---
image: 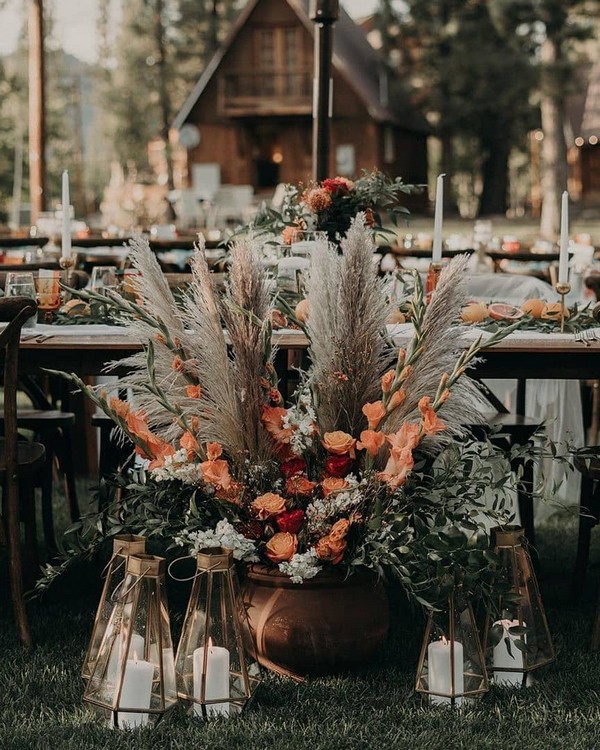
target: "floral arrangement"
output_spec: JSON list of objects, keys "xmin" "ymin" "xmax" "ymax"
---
[
  {"xmin": 253, "ymin": 169, "xmax": 419, "ymax": 242},
  {"xmin": 47, "ymin": 218, "xmax": 542, "ymax": 607}
]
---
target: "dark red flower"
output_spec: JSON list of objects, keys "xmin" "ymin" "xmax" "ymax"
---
[
  {"xmin": 322, "ymin": 177, "xmax": 353, "ymax": 196},
  {"xmin": 324, "ymin": 454, "xmax": 354, "ymax": 478},
  {"xmin": 236, "ymin": 521, "xmax": 264, "ymax": 540},
  {"xmin": 280, "ymin": 457, "xmax": 307, "ymax": 479},
  {"xmin": 276, "ymin": 509, "xmax": 305, "ymax": 535}
]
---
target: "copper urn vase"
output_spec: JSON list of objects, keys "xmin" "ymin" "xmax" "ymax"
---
[{"xmin": 242, "ymin": 564, "xmax": 389, "ymax": 680}]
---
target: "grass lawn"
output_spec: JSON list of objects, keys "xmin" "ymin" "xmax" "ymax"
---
[{"xmin": 1, "ymin": 513, "xmax": 599, "ymax": 750}]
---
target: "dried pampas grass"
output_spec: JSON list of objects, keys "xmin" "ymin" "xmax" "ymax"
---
[{"xmin": 306, "ymin": 215, "xmax": 394, "ymax": 435}]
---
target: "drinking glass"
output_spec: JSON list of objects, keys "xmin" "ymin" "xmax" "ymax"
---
[
  {"xmin": 90, "ymin": 266, "xmax": 118, "ymax": 296},
  {"xmin": 5, "ymin": 272, "xmax": 37, "ymax": 329},
  {"xmin": 290, "ymin": 230, "xmax": 327, "ymax": 256},
  {"xmin": 35, "ymin": 272, "xmax": 62, "ymax": 322}
]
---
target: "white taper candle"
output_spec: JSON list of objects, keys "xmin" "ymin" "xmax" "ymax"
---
[
  {"xmin": 558, "ymin": 190, "xmax": 569, "ymax": 284},
  {"xmin": 61, "ymin": 170, "xmax": 72, "ymax": 259},
  {"xmin": 432, "ymin": 174, "xmax": 445, "ymax": 264}
]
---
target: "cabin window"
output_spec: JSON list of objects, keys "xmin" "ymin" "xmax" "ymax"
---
[{"xmin": 254, "ymin": 26, "xmax": 305, "ymax": 97}]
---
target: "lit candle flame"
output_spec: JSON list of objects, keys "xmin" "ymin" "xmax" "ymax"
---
[{"xmin": 440, "ymin": 635, "xmax": 448, "ymax": 646}]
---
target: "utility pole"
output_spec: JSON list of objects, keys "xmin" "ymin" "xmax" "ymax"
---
[
  {"xmin": 29, "ymin": 0, "xmax": 46, "ymax": 224},
  {"xmin": 309, "ymin": 0, "xmax": 339, "ymax": 182}
]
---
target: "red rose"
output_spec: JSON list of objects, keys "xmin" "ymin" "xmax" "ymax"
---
[
  {"xmin": 280, "ymin": 458, "xmax": 307, "ymax": 479},
  {"xmin": 276, "ymin": 509, "xmax": 305, "ymax": 535},
  {"xmin": 324, "ymin": 455, "xmax": 354, "ymax": 478},
  {"xmin": 322, "ymin": 177, "xmax": 354, "ymax": 196}
]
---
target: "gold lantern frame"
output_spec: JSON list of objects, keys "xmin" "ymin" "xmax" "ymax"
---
[
  {"xmin": 483, "ymin": 526, "xmax": 555, "ymax": 687},
  {"xmin": 174, "ymin": 547, "xmax": 261, "ymax": 719},
  {"xmin": 416, "ymin": 591, "xmax": 489, "ymax": 707},
  {"xmin": 82, "ymin": 534, "xmax": 146, "ymax": 681},
  {"xmin": 84, "ymin": 554, "xmax": 178, "ymax": 729}
]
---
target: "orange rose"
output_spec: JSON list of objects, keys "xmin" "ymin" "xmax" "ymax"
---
[
  {"xmin": 286, "ymin": 475, "xmax": 317, "ymax": 497},
  {"xmin": 357, "ymin": 429, "xmax": 386, "ymax": 458},
  {"xmin": 387, "ymin": 389, "xmax": 406, "ymax": 412},
  {"xmin": 321, "ymin": 477, "xmax": 350, "ymax": 496},
  {"xmin": 315, "ymin": 535, "xmax": 347, "ymax": 564},
  {"xmin": 186, "ymin": 384, "xmax": 202, "ymax": 399},
  {"xmin": 215, "ymin": 480, "xmax": 243, "ymax": 505},
  {"xmin": 381, "ymin": 370, "xmax": 395, "ymax": 394},
  {"xmin": 362, "ymin": 401, "xmax": 386, "ymax": 430},
  {"xmin": 322, "ymin": 431, "xmax": 356, "ymax": 457},
  {"xmin": 418, "ymin": 396, "xmax": 446, "ymax": 436},
  {"xmin": 206, "ymin": 442, "xmax": 223, "ymax": 460},
  {"xmin": 329, "ymin": 518, "xmax": 350, "ymax": 541},
  {"xmin": 265, "ymin": 532, "xmax": 298, "ymax": 562},
  {"xmin": 200, "ymin": 459, "xmax": 232, "ymax": 489},
  {"xmin": 252, "ymin": 492, "xmax": 287, "ymax": 520}
]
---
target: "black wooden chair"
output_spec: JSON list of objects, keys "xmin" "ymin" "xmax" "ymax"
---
[
  {"xmin": 0, "ymin": 297, "xmax": 46, "ymax": 649},
  {"xmin": 571, "ymin": 448, "xmax": 600, "ymax": 599}
]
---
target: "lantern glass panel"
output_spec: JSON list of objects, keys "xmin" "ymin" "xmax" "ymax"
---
[
  {"xmin": 486, "ymin": 527, "xmax": 555, "ymax": 682},
  {"xmin": 84, "ymin": 554, "xmax": 177, "ymax": 729},
  {"xmin": 82, "ymin": 535, "xmax": 146, "ymax": 681},
  {"xmin": 176, "ymin": 549, "xmax": 261, "ymax": 719},
  {"xmin": 416, "ymin": 595, "xmax": 488, "ymax": 707}
]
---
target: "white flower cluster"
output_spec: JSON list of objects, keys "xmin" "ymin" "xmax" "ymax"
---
[
  {"xmin": 278, "ymin": 549, "xmax": 321, "ymax": 584},
  {"xmin": 150, "ymin": 448, "xmax": 202, "ymax": 485},
  {"xmin": 282, "ymin": 391, "xmax": 316, "ymax": 455},
  {"xmin": 175, "ymin": 520, "xmax": 259, "ymax": 562},
  {"xmin": 305, "ymin": 477, "xmax": 362, "ymax": 535}
]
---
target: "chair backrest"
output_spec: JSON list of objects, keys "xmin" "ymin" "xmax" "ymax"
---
[{"xmin": 0, "ymin": 297, "xmax": 38, "ymax": 475}]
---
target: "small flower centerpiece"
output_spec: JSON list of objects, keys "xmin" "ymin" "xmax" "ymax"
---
[
  {"xmin": 254, "ymin": 169, "xmax": 419, "ymax": 242},
  {"xmin": 51, "ymin": 218, "xmax": 521, "ymax": 610}
]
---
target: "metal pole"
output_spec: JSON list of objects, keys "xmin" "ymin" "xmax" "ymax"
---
[
  {"xmin": 29, "ymin": 0, "xmax": 46, "ymax": 225},
  {"xmin": 309, "ymin": 0, "xmax": 339, "ymax": 182}
]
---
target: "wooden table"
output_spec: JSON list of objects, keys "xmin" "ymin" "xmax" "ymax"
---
[{"xmin": 16, "ymin": 328, "xmax": 600, "ymax": 381}]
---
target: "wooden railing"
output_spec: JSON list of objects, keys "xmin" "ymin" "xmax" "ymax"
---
[{"xmin": 219, "ymin": 70, "xmax": 313, "ymax": 116}]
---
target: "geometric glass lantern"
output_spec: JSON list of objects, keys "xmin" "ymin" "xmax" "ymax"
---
[
  {"xmin": 483, "ymin": 526, "xmax": 555, "ymax": 687},
  {"xmin": 83, "ymin": 554, "xmax": 178, "ymax": 729},
  {"xmin": 82, "ymin": 534, "xmax": 146, "ymax": 681},
  {"xmin": 175, "ymin": 548, "xmax": 261, "ymax": 719},
  {"xmin": 415, "ymin": 590, "xmax": 489, "ymax": 707}
]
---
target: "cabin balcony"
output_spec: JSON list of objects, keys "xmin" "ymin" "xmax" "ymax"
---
[{"xmin": 219, "ymin": 70, "xmax": 313, "ymax": 117}]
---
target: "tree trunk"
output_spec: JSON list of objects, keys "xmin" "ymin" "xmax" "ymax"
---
[
  {"xmin": 539, "ymin": 36, "xmax": 567, "ymax": 240},
  {"xmin": 478, "ymin": 131, "xmax": 509, "ymax": 216},
  {"xmin": 154, "ymin": 0, "xmax": 175, "ymax": 220},
  {"xmin": 28, "ymin": 0, "xmax": 46, "ymax": 224}
]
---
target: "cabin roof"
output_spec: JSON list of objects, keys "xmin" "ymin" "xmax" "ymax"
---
[{"xmin": 172, "ymin": 0, "xmax": 430, "ymax": 134}]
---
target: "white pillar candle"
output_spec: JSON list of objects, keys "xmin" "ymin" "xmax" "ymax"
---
[
  {"xmin": 193, "ymin": 644, "xmax": 230, "ymax": 718},
  {"xmin": 428, "ymin": 637, "xmax": 464, "ymax": 706},
  {"xmin": 117, "ymin": 657, "xmax": 154, "ymax": 729},
  {"xmin": 61, "ymin": 170, "xmax": 72, "ymax": 259},
  {"xmin": 558, "ymin": 190, "xmax": 569, "ymax": 284},
  {"xmin": 492, "ymin": 619, "xmax": 526, "ymax": 687},
  {"xmin": 432, "ymin": 174, "xmax": 445, "ymax": 264},
  {"xmin": 107, "ymin": 632, "xmax": 145, "ymax": 685}
]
